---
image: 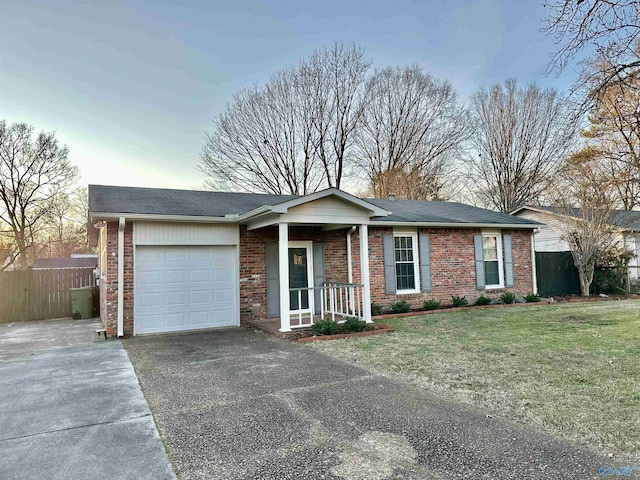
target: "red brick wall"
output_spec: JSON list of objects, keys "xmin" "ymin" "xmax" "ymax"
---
[
  {"xmin": 357, "ymin": 227, "xmax": 534, "ymax": 309},
  {"xmin": 102, "ymin": 221, "xmax": 134, "ymax": 337},
  {"xmin": 238, "ymin": 225, "xmax": 533, "ymax": 322}
]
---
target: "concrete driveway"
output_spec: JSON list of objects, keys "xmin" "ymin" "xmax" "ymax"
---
[
  {"xmin": 126, "ymin": 329, "xmax": 605, "ymax": 480},
  {"xmin": 0, "ymin": 318, "xmax": 175, "ymax": 480}
]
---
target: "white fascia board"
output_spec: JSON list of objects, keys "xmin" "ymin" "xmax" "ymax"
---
[
  {"xmin": 368, "ymin": 221, "xmax": 540, "ymax": 229},
  {"xmin": 90, "ymin": 212, "xmax": 234, "ymax": 223},
  {"xmin": 270, "ymin": 188, "xmax": 390, "ymax": 217}
]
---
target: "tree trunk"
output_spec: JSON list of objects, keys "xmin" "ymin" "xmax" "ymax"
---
[{"xmin": 577, "ymin": 264, "xmax": 595, "ymax": 297}]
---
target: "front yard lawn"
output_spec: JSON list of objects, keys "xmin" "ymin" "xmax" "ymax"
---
[{"xmin": 309, "ymin": 300, "xmax": 640, "ymax": 462}]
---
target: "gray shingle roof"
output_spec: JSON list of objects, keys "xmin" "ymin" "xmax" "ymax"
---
[
  {"xmin": 89, "ymin": 185, "xmax": 539, "ymax": 227},
  {"xmin": 89, "ymin": 185, "xmax": 296, "ymax": 217},
  {"xmin": 522, "ymin": 206, "xmax": 640, "ymax": 231},
  {"xmin": 366, "ymin": 198, "xmax": 538, "ymax": 225}
]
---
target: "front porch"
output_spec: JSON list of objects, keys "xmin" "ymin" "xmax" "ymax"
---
[
  {"xmin": 238, "ymin": 189, "xmax": 391, "ymax": 333},
  {"xmin": 271, "ymin": 223, "xmax": 372, "ymax": 332}
]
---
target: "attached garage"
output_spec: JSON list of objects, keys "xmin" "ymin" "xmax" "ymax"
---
[{"xmin": 133, "ymin": 222, "xmax": 239, "ymax": 335}]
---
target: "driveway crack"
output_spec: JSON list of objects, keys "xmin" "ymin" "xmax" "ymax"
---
[{"xmin": 0, "ymin": 413, "xmax": 153, "ymax": 443}]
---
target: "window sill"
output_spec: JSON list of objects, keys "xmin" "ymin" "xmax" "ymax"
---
[
  {"xmin": 396, "ymin": 289, "xmax": 420, "ymax": 295},
  {"xmin": 485, "ymin": 285, "xmax": 504, "ymax": 291}
]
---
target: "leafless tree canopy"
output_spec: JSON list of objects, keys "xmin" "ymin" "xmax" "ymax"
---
[
  {"xmin": 0, "ymin": 121, "xmax": 78, "ymax": 269},
  {"xmin": 543, "ymin": 0, "xmax": 640, "ymax": 98},
  {"xmin": 578, "ymin": 62, "xmax": 640, "ymax": 208},
  {"xmin": 200, "ymin": 42, "xmax": 370, "ymax": 195},
  {"xmin": 355, "ymin": 66, "xmax": 469, "ymax": 200},
  {"xmin": 467, "ymin": 79, "xmax": 578, "ymax": 213},
  {"xmin": 42, "ymin": 187, "xmax": 90, "ymax": 258}
]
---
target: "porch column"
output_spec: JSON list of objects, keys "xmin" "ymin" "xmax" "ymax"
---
[
  {"xmin": 278, "ymin": 223, "xmax": 291, "ymax": 332},
  {"xmin": 359, "ymin": 224, "xmax": 373, "ymax": 323}
]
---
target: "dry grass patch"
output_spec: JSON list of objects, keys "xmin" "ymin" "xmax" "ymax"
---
[{"xmin": 309, "ymin": 301, "xmax": 640, "ymax": 462}]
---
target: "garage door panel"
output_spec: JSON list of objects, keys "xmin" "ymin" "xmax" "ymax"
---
[
  {"xmin": 165, "ymin": 270, "xmax": 186, "ymax": 284},
  {"xmin": 188, "ymin": 310, "xmax": 211, "ymax": 327},
  {"xmin": 190, "ymin": 290, "xmax": 211, "ymax": 305},
  {"xmin": 188, "ymin": 248, "xmax": 212, "ymax": 263},
  {"xmin": 135, "ymin": 245, "xmax": 237, "ymax": 334},
  {"xmin": 213, "ymin": 268, "xmax": 233, "ymax": 282},
  {"xmin": 213, "ymin": 288, "xmax": 233, "ymax": 303},
  {"xmin": 165, "ymin": 249, "xmax": 187, "ymax": 263},
  {"xmin": 189, "ymin": 269, "xmax": 210, "ymax": 283},
  {"xmin": 212, "ymin": 309, "xmax": 234, "ymax": 325},
  {"xmin": 164, "ymin": 291, "xmax": 186, "ymax": 307},
  {"xmin": 137, "ymin": 270, "xmax": 162, "ymax": 287},
  {"xmin": 137, "ymin": 292, "xmax": 162, "ymax": 307},
  {"xmin": 164, "ymin": 312, "xmax": 187, "ymax": 328},
  {"xmin": 212, "ymin": 251, "xmax": 236, "ymax": 268}
]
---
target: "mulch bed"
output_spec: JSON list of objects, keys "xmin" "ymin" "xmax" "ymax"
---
[{"xmin": 297, "ymin": 323, "xmax": 394, "ymax": 343}]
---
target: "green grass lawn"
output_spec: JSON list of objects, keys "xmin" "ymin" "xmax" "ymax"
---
[{"xmin": 309, "ymin": 300, "xmax": 640, "ymax": 462}]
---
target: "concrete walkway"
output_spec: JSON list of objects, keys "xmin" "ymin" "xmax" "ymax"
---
[
  {"xmin": 0, "ymin": 319, "xmax": 175, "ymax": 480},
  {"xmin": 127, "ymin": 329, "xmax": 606, "ymax": 480}
]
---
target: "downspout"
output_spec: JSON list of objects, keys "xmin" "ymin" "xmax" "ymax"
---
[
  {"xmin": 531, "ymin": 229, "xmax": 538, "ymax": 295},
  {"xmin": 117, "ymin": 217, "xmax": 125, "ymax": 338},
  {"xmin": 346, "ymin": 226, "xmax": 356, "ymax": 283}
]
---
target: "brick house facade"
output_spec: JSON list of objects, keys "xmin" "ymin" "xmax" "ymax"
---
[
  {"xmin": 91, "ymin": 186, "xmax": 539, "ymax": 337},
  {"xmin": 99, "ymin": 222, "xmax": 534, "ymax": 336}
]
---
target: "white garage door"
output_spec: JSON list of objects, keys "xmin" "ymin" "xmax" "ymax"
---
[{"xmin": 135, "ymin": 245, "xmax": 238, "ymax": 334}]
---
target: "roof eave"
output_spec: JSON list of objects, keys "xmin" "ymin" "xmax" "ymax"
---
[
  {"xmin": 89, "ymin": 212, "xmax": 234, "ymax": 223},
  {"xmin": 368, "ymin": 221, "xmax": 540, "ymax": 229}
]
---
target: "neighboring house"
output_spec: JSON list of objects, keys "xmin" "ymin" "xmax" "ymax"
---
[
  {"xmin": 32, "ymin": 254, "xmax": 98, "ymax": 270},
  {"xmin": 88, "ymin": 185, "xmax": 540, "ymax": 338},
  {"xmin": 512, "ymin": 206, "xmax": 640, "ymax": 286}
]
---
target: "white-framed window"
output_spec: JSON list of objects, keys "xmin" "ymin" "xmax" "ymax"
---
[
  {"xmin": 394, "ymin": 231, "xmax": 420, "ymax": 294},
  {"xmin": 482, "ymin": 231, "xmax": 504, "ymax": 289}
]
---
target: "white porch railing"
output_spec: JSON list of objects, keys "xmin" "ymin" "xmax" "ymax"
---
[{"xmin": 288, "ymin": 282, "xmax": 365, "ymax": 329}]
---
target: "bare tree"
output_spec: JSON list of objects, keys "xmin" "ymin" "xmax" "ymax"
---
[
  {"xmin": 356, "ymin": 65, "xmax": 468, "ymax": 200},
  {"xmin": 552, "ymin": 157, "xmax": 620, "ymax": 296},
  {"xmin": 543, "ymin": 0, "xmax": 640, "ymax": 99},
  {"xmin": 299, "ymin": 42, "xmax": 370, "ymax": 188},
  {"xmin": 467, "ymin": 79, "xmax": 578, "ymax": 213},
  {"xmin": 0, "ymin": 121, "xmax": 78, "ymax": 270},
  {"xmin": 579, "ymin": 63, "xmax": 640, "ymax": 208},
  {"xmin": 200, "ymin": 42, "xmax": 370, "ymax": 194},
  {"xmin": 43, "ymin": 187, "xmax": 90, "ymax": 257}
]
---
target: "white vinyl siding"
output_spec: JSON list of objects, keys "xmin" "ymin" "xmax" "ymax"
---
[{"xmin": 134, "ymin": 222, "xmax": 239, "ymax": 246}]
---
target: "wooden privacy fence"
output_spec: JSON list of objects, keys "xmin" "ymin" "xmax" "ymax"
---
[
  {"xmin": 536, "ymin": 251, "xmax": 581, "ymax": 297},
  {"xmin": 0, "ymin": 268, "xmax": 95, "ymax": 323}
]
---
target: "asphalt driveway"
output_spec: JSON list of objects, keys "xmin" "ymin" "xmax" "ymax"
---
[
  {"xmin": 0, "ymin": 318, "xmax": 175, "ymax": 480},
  {"xmin": 126, "ymin": 329, "xmax": 606, "ymax": 480}
]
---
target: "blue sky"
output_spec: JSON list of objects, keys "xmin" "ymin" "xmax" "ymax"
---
[{"xmin": 0, "ymin": 0, "xmax": 581, "ymax": 190}]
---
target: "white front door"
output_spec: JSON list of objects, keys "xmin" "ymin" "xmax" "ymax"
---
[{"xmin": 134, "ymin": 245, "xmax": 238, "ymax": 334}]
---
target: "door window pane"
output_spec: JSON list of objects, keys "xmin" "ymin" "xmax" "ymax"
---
[{"xmin": 288, "ymin": 248, "xmax": 308, "ymax": 310}]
